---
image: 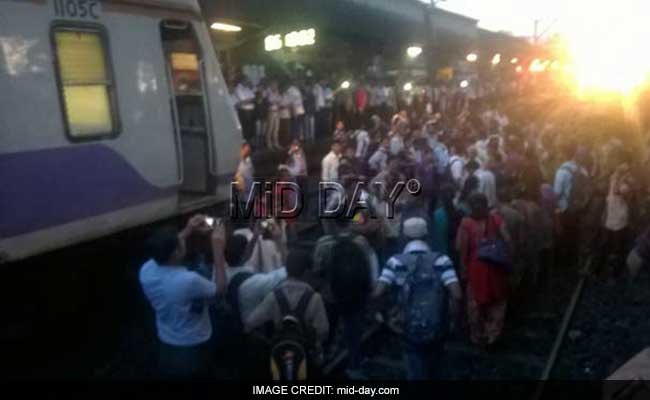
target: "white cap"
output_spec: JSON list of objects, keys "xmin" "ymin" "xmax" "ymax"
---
[{"xmin": 403, "ymin": 217, "xmax": 428, "ymax": 239}]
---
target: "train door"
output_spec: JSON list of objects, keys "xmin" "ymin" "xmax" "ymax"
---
[{"xmin": 160, "ymin": 20, "xmax": 213, "ymax": 194}]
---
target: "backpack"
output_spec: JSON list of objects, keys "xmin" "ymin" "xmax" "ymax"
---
[
  {"xmin": 561, "ymin": 165, "xmax": 591, "ymax": 213},
  {"xmin": 312, "ymin": 233, "xmax": 376, "ymax": 303},
  {"xmin": 444, "ymin": 156, "xmax": 464, "ymax": 187},
  {"xmin": 269, "ymin": 288, "xmax": 315, "ymax": 381},
  {"xmin": 394, "ymin": 251, "xmax": 447, "ymax": 344}
]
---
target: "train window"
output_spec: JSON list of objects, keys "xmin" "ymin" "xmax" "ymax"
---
[{"xmin": 52, "ymin": 26, "xmax": 118, "ymax": 139}]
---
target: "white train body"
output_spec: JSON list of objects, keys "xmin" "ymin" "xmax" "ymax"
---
[{"xmin": 0, "ymin": 0, "xmax": 242, "ymax": 262}]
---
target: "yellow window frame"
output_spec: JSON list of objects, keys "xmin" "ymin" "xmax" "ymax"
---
[{"xmin": 52, "ymin": 24, "xmax": 120, "ymax": 140}]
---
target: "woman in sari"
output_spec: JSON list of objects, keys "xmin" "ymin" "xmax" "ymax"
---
[{"xmin": 456, "ymin": 193, "xmax": 512, "ymax": 346}]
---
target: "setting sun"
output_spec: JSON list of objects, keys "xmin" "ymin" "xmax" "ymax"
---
[{"xmin": 562, "ymin": 1, "xmax": 650, "ymax": 93}]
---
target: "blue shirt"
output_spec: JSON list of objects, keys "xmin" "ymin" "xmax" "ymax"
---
[
  {"xmin": 139, "ymin": 259, "xmax": 216, "ymax": 346},
  {"xmin": 553, "ymin": 161, "xmax": 587, "ymax": 212}
]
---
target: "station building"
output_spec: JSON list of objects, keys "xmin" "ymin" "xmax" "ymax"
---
[{"xmin": 197, "ymin": 0, "xmax": 527, "ymax": 86}]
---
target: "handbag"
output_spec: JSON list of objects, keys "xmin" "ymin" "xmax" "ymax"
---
[{"xmin": 477, "ymin": 216, "xmax": 511, "ymax": 270}]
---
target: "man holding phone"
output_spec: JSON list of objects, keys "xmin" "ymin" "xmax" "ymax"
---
[{"xmin": 139, "ymin": 214, "xmax": 227, "ymax": 379}]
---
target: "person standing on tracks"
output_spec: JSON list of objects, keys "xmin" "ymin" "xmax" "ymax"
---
[
  {"xmin": 139, "ymin": 215, "xmax": 227, "ymax": 379},
  {"xmin": 266, "ymin": 80, "xmax": 283, "ymax": 151},
  {"xmin": 321, "ymin": 140, "xmax": 342, "ymax": 183},
  {"xmin": 233, "ymin": 76, "xmax": 256, "ymax": 143},
  {"xmin": 286, "ymin": 81, "xmax": 305, "ymax": 142},
  {"xmin": 553, "ymin": 142, "xmax": 592, "ymax": 269},
  {"xmin": 373, "ymin": 217, "xmax": 462, "ymax": 379},
  {"xmin": 456, "ymin": 193, "xmax": 512, "ymax": 347},
  {"xmin": 244, "ymin": 249, "xmax": 329, "ymax": 375},
  {"xmin": 316, "ymin": 237, "xmax": 372, "ymax": 380},
  {"xmin": 221, "ymin": 226, "xmax": 287, "ymax": 377}
]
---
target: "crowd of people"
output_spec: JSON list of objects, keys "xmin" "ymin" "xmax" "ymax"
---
[
  {"xmin": 140, "ymin": 74, "xmax": 650, "ymax": 381},
  {"xmin": 229, "ymin": 74, "xmax": 478, "ymax": 152}
]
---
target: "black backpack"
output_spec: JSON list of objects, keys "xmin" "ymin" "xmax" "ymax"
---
[
  {"xmin": 560, "ymin": 165, "xmax": 592, "ymax": 213},
  {"xmin": 269, "ymin": 288, "xmax": 314, "ymax": 381}
]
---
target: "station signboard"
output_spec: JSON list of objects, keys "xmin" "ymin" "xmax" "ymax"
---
[{"xmin": 264, "ymin": 28, "xmax": 316, "ymax": 52}]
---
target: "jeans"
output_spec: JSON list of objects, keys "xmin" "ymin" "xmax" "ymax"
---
[{"xmin": 403, "ymin": 339, "xmax": 444, "ymax": 380}]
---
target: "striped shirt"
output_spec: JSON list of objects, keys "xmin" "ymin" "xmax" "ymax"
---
[{"xmin": 379, "ymin": 240, "xmax": 458, "ymax": 287}]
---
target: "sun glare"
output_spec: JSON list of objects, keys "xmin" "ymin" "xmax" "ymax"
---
[{"xmin": 563, "ymin": 1, "xmax": 650, "ymax": 94}]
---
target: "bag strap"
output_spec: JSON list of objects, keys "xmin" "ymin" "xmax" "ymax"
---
[
  {"xmin": 294, "ymin": 289, "xmax": 315, "ymax": 321},
  {"xmin": 274, "ymin": 287, "xmax": 314, "ymax": 325},
  {"xmin": 227, "ymin": 271, "xmax": 253, "ymax": 316},
  {"xmin": 274, "ymin": 287, "xmax": 291, "ymax": 317}
]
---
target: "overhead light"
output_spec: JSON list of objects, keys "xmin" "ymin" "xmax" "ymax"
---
[
  {"xmin": 265, "ymin": 34, "xmax": 283, "ymax": 51},
  {"xmin": 284, "ymin": 28, "xmax": 316, "ymax": 48},
  {"xmin": 466, "ymin": 53, "xmax": 478, "ymax": 62},
  {"xmin": 516, "ymin": 65, "xmax": 523, "ymax": 73},
  {"xmin": 211, "ymin": 22, "xmax": 242, "ymax": 32},
  {"xmin": 459, "ymin": 80, "xmax": 469, "ymax": 88},
  {"xmin": 403, "ymin": 82, "xmax": 413, "ymax": 91},
  {"xmin": 340, "ymin": 80, "xmax": 351, "ymax": 89},
  {"xmin": 491, "ymin": 53, "xmax": 501, "ymax": 65},
  {"xmin": 407, "ymin": 46, "xmax": 423, "ymax": 59},
  {"xmin": 511, "ymin": 57, "xmax": 518, "ymax": 64}
]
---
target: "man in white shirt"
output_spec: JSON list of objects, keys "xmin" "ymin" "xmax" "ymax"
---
[
  {"xmin": 313, "ymin": 81, "xmax": 325, "ymax": 112},
  {"xmin": 286, "ymin": 84, "xmax": 305, "ymax": 141},
  {"xmin": 139, "ymin": 215, "xmax": 227, "ymax": 378},
  {"xmin": 475, "ymin": 167, "xmax": 498, "ymax": 209},
  {"xmin": 389, "ymin": 134, "xmax": 404, "ymax": 156},
  {"xmin": 321, "ymin": 141, "xmax": 342, "ymax": 182},
  {"xmin": 368, "ymin": 137, "xmax": 390, "ymax": 174},
  {"xmin": 354, "ymin": 128, "xmax": 370, "ymax": 159},
  {"xmin": 233, "ymin": 77, "xmax": 256, "ymax": 142},
  {"xmin": 233, "ymin": 218, "xmax": 287, "ymax": 274},
  {"xmin": 448, "ymin": 150, "xmax": 465, "ymax": 188},
  {"xmin": 283, "ymin": 140, "xmax": 308, "ymax": 178},
  {"xmin": 389, "ymin": 119, "xmax": 408, "ymax": 155},
  {"xmin": 224, "ymin": 232, "xmax": 287, "ymax": 323}
]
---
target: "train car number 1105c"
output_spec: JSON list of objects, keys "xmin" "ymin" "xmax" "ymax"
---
[{"xmin": 53, "ymin": 0, "xmax": 101, "ymax": 19}]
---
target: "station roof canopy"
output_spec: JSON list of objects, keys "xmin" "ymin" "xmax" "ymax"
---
[{"xmin": 199, "ymin": 0, "xmax": 477, "ymax": 45}]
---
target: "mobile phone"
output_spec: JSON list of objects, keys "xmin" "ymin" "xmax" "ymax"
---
[{"xmin": 205, "ymin": 217, "xmax": 214, "ymax": 227}]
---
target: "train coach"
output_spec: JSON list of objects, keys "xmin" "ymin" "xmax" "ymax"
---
[{"xmin": 0, "ymin": 0, "xmax": 242, "ymax": 262}]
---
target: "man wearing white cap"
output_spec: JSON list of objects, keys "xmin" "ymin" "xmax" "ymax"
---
[{"xmin": 374, "ymin": 217, "xmax": 462, "ymax": 380}]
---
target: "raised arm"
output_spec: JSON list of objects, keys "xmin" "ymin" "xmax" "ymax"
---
[{"xmin": 211, "ymin": 221, "xmax": 227, "ymax": 294}]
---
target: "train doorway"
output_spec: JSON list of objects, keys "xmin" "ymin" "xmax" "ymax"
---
[{"xmin": 161, "ymin": 20, "xmax": 213, "ymax": 195}]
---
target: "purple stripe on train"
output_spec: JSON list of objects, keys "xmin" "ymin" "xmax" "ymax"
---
[{"xmin": 0, "ymin": 145, "xmax": 175, "ymax": 238}]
